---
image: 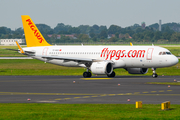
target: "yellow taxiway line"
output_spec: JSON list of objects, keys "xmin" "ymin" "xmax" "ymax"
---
[
  {"xmin": 81, "ymin": 78, "xmax": 112, "ymax": 80},
  {"xmin": 0, "ymin": 92, "xmax": 101, "ymax": 96},
  {"xmin": 0, "ymin": 90, "xmax": 174, "ymax": 97}
]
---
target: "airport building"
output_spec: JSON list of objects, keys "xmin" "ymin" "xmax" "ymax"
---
[{"xmin": 0, "ymin": 39, "xmax": 25, "ymax": 45}]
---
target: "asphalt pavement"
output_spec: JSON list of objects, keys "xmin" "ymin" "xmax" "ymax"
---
[{"xmin": 0, "ymin": 76, "xmax": 179, "ymax": 104}]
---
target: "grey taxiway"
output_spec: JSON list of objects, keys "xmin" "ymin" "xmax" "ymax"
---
[{"xmin": 0, "ymin": 76, "xmax": 179, "ymax": 104}]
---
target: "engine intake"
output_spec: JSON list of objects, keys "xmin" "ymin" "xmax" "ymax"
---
[
  {"xmin": 126, "ymin": 68, "xmax": 148, "ymax": 74},
  {"xmin": 90, "ymin": 62, "xmax": 113, "ymax": 75}
]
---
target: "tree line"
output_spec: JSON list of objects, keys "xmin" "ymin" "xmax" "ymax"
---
[{"xmin": 1, "ymin": 22, "xmax": 180, "ymax": 44}]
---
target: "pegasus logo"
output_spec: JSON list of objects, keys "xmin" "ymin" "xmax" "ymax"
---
[{"xmin": 26, "ymin": 19, "xmax": 44, "ymax": 43}]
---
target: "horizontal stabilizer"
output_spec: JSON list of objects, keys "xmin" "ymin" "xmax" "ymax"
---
[{"xmin": 3, "ymin": 48, "xmax": 19, "ymax": 51}]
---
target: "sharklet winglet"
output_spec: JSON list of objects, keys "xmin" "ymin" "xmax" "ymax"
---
[
  {"xmin": 16, "ymin": 41, "xmax": 24, "ymax": 54},
  {"xmin": 130, "ymin": 42, "xmax": 133, "ymax": 46}
]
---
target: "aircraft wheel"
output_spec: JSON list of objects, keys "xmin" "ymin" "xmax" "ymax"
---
[
  {"xmin": 152, "ymin": 73, "xmax": 158, "ymax": 78},
  {"xmin": 88, "ymin": 72, "xmax": 92, "ymax": 77},
  {"xmin": 83, "ymin": 72, "xmax": 92, "ymax": 78},
  {"xmin": 107, "ymin": 71, "xmax": 115, "ymax": 77},
  {"xmin": 83, "ymin": 72, "xmax": 88, "ymax": 78}
]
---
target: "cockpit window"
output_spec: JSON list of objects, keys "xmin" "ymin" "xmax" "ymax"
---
[
  {"xmin": 162, "ymin": 52, "xmax": 166, "ymax": 55},
  {"xmin": 166, "ymin": 52, "xmax": 171, "ymax": 55},
  {"xmin": 159, "ymin": 51, "xmax": 172, "ymax": 55}
]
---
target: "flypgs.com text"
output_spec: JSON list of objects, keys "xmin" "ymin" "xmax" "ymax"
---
[
  {"xmin": 26, "ymin": 19, "xmax": 44, "ymax": 43},
  {"xmin": 100, "ymin": 48, "xmax": 146, "ymax": 60}
]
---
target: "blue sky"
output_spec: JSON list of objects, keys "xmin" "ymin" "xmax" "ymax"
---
[{"xmin": 0, "ymin": 0, "xmax": 180, "ymax": 30}]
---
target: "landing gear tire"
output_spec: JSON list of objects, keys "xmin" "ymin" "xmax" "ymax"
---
[
  {"xmin": 107, "ymin": 71, "xmax": 115, "ymax": 77},
  {"xmin": 83, "ymin": 72, "xmax": 92, "ymax": 78},
  {"xmin": 151, "ymin": 68, "xmax": 158, "ymax": 78},
  {"xmin": 152, "ymin": 73, "xmax": 158, "ymax": 78}
]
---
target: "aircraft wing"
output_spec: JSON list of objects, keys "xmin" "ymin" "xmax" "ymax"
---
[
  {"xmin": 23, "ymin": 51, "xmax": 36, "ymax": 55},
  {"xmin": 38, "ymin": 55, "xmax": 94, "ymax": 62},
  {"xmin": 36, "ymin": 55, "xmax": 109, "ymax": 63}
]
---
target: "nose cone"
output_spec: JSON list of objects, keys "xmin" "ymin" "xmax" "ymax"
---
[{"xmin": 171, "ymin": 56, "xmax": 179, "ymax": 66}]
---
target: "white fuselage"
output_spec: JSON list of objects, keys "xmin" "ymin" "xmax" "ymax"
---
[{"xmin": 22, "ymin": 45, "xmax": 178, "ymax": 69}]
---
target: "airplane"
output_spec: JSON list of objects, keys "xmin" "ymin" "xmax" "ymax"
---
[{"xmin": 14, "ymin": 15, "xmax": 179, "ymax": 78}]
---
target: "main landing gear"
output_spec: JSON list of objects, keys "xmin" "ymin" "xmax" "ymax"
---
[
  {"xmin": 83, "ymin": 69, "xmax": 116, "ymax": 78},
  {"xmin": 83, "ymin": 72, "xmax": 92, "ymax": 78},
  {"xmin": 152, "ymin": 68, "xmax": 158, "ymax": 78},
  {"xmin": 83, "ymin": 68, "xmax": 92, "ymax": 78},
  {"xmin": 107, "ymin": 71, "xmax": 116, "ymax": 77}
]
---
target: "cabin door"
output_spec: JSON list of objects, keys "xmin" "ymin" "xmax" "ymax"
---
[
  {"xmin": 42, "ymin": 47, "xmax": 49, "ymax": 56},
  {"xmin": 146, "ymin": 48, "xmax": 154, "ymax": 60}
]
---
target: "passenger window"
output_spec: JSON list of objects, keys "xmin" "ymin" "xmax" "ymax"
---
[{"xmin": 159, "ymin": 52, "xmax": 162, "ymax": 55}]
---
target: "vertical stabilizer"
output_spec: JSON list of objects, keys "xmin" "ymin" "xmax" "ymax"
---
[{"xmin": 21, "ymin": 15, "xmax": 51, "ymax": 47}]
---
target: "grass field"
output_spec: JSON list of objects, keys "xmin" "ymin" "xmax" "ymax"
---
[
  {"xmin": 0, "ymin": 59, "xmax": 180, "ymax": 76},
  {"xmin": 0, "ymin": 104, "xmax": 180, "ymax": 120},
  {"xmin": 163, "ymin": 47, "xmax": 180, "ymax": 56},
  {"xmin": 0, "ymin": 59, "xmax": 85, "ymax": 75},
  {"xmin": 0, "ymin": 46, "xmax": 26, "ymax": 57}
]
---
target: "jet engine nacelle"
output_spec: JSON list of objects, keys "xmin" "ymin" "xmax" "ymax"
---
[
  {"xmin": 90, "ymin": 62, "xmax": 113, "ymax": 75},
  {"xmin": 126, "ymin": 68, "xmax": 148, "ymax": 74}
]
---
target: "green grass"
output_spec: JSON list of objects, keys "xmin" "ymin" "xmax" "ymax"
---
[
  {"xmin": 147, "ymin": 82, "xmax": 180, "ymax": 85},
  {"xmin": 0, "ymin": 59, "xmax": 85, "ymax": 75},
  {"xmin": 0, "ymin": 59, "xmax": 180, "ymax": 76},
  {"xmin": 0, "ymin": 104, "xmax": 180, "ymax": 120},
  {"xmin": 0, "ymin": 46, "xmax": 26, "ymax": 57},
  {"xmin": 164, "ymin": 47, "xmax": 180, "ymax": 56}
]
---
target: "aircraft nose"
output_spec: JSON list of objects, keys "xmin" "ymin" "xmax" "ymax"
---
[{"xmin": 171, "ymin": 56, "xmax": 179, "ymax": 66}]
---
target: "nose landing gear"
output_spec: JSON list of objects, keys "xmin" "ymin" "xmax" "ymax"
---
[{"xmin": 152, "ymin": 68, "xmax": 158, "ymax": 78}]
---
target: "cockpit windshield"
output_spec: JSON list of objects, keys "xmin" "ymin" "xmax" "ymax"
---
[
  {"xmin": 166, "ymin": 52, "xmax": 171, "ymax": 55},
  {"xmin": 159, "ymin": 51, "xmax": 172, "ymax": 55}
]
